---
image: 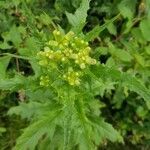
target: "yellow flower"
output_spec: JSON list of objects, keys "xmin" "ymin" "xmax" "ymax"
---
[
  {"xmin": 80, "ymin": 63, "xmax": 86, "ymax": 69},
  {"xmin": 40, "ymin": 76, "xmax": 50, "ymax": 87},
  {"xmin": 37, "ymin": 30, "xmax": 97, "ymax": 86}
]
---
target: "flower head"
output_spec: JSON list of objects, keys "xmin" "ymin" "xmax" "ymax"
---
[{"xmin": 37, "ymin": 30, "xmax": 96, "ymax": 86}]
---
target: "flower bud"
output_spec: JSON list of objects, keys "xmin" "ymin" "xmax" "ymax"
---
[
  {"xmin": 81, "ymin": 40, "xmax": 84, "ymax": 44},
  {"xmin": 75, "ymin": 80, "xmax": 80, "ymax": 85},
  {"xmin": 61, "ymin": 57, "xmax": 66, "ymax": 61},
  {"xmin": 39, "ymin": 60, "xmax": 48, "ymax": 66},
  {"xmin": 80, "ymin": 63, "xmax": 86, "ymax": 69},
  {"xmin": 48, "ymin": 40, "xmax": 58, "ymax": 47}
]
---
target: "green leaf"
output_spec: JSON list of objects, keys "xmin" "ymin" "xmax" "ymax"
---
[
  {"xmin": 134, "ymin": 54, "xmax": 145, "ymax": 67},
  {"xmin": 114, "ymin": 49, "xmax": 133, "ymax": 62},
  {"xmin": 14, "ymin": 110, "xmax": 61, "ymax": 150},
  {"xmin": 91, "ymin": 79, "xmax": 116, "ymax": 97},
  {"xmin": 0, "ymin": 127, "xmax": 6, "ymax": 137},
  {"xmin": 106, "ymin": 21, "xmax": 117, "ymax": 35},
  {"xmin": 0, "ymin": 127, "xmax": 6, "ymax": 133},
  {"xmin": 0, "ymin": 56, "xmax": 11, "ymax": 78},
  {"xmin": 29, "ymin": 60, "xmax": 41, "ymax": 76},
  {"xmin": 12, "ymin": 0, "xmax": 20, "ymax": 6},
  {"xmin": 66, "ymin": 0, "xmax": 90, "ymax": 32},
  {"xmin": 136, "ymin": 106, "xmax": 148, "ymax": 118},
  {"xmin": 89, "ymin": 116, "xmax": 123, "ymax": 143},
  {"xmin": 118, "ymin": 0, "xmax": 136, "ymax": 19},
  {"xmin": 121, "ymin": 73, "xmax": 150, "ymax": 108},
  {"xmin": 131, "ymin": 28, "xmax": 145, "ymax": 43},
  {"xmin": 74, "ymin": 98, "xmax": 123, "ymax": 149},
  {"xmin": 75, "ymin": 99, "xmax": 94, "ymax": 150},
  {"xmin": 106, "ymin": 57, "xmax": 116, "ymax": 68},
  {"xmin": 0, "ymin": 41, "xmax": 12, "ymax": 50},
  {"xmin": 85, "ymin": 14, "xmax": 120, "ymax": 41},
  {"xmin": 108, "ymin": 42, "xmax": 133, "ymax": 62},
  {"xmin": 8, "ymin": 101, "xmax": 61, "ymax": 120},
  {"xmin": 39, "ymin": 13, "xmax": 52, "ymax": 26},
  {"xmin": 19, "ymin": 37, "xmax": 40, "ymax": 56},
  {"xmin": 140, "ymin": 19, "xmax": 150, "ymax": 41},
  {"xmin": 90, "ymin": 65, "xmax": 150, "ymax": 109},
  {"xmin": 8, "ymin": 102, "xmax": 45, "ymax": 120},
  {"xmin": 112, "ymin": 86, "xmax": 125, "ymax": 109},
  {"xmin": 145, "ymin": 45, "xmax": 150, "ymax": 55},
  {"xmin": 2, "ymin": 25, "xmax": 22, "ymax": 48},
  {"xmin": 0, "ymin": 75, "xmax": 25, "ymax": 91}
]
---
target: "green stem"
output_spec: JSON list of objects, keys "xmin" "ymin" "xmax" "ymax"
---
[
  {"xmin": 0, "ymin": 53, "xmax": 31, "ymax": 60},
  {"xmin": 63, "ymin": 88, "xmax": 73, "ymax": 150}
]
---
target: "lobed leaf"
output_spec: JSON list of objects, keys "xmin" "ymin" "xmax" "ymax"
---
[
  {"xmin": 85, "ymin": 14, "xmax": 120, "ymax": 41},
  {"xmin": 0, "ymin": 56, "xmax": 11, "ymax": 78},
  {"xmin": 66, "ymin": 0, "xmax": 90, "ymax": 32},
  {"xmin": 14, "ymin": 110, "xmax": 62, "ymax": 150},
  {"xmin": 90, "ymin": 65, "xmax": 150, "ymax": 109}
]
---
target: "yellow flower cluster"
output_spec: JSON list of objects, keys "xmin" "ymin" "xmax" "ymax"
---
[
  {"xmin": 63, "ymin": 69, "xmax": 80, "ymax": 86},
  {"xmin": 37, "ymin": 30, "xmax": 97, "ymax": 86},
  {"xmin": 39, "ymin": 76, "xmax": 50, "ymax": 87}
]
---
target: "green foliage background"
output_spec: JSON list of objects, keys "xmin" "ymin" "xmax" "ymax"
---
[{"xmin": 0, "ymin": 0, "xmax": 150, "ymax": 149}]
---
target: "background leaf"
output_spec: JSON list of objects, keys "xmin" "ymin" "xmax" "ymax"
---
[
  {"xmin": 0, "ymin": 56, "xmax": 11, "ymax": 79},
  {"xmin": 66, "ymin": 0, "xmax": 90, "ymax": 32}
]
